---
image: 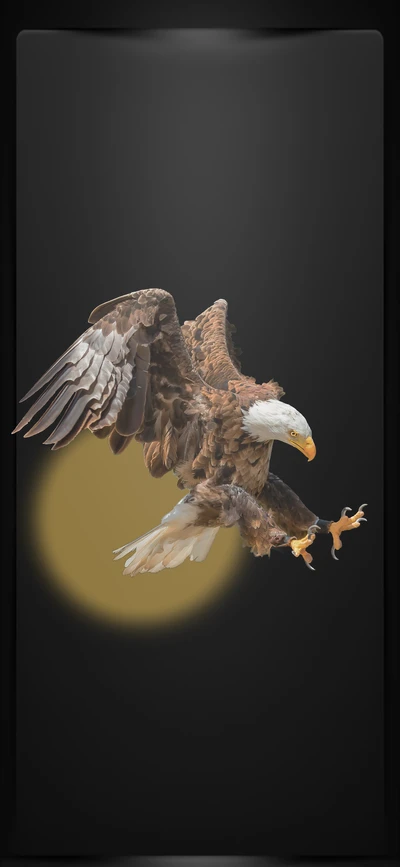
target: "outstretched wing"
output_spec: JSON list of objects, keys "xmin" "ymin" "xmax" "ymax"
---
[
  {"xmin": 181, "ymin": 298, "xmax": 284, "ymax": 402},
  {"xmin": 181, "ymin": 299, "xmax": 243, "ymax": 389},
  {"xmin": 13, "ymin": 288, "xmax": 203, "ymax": 460}
]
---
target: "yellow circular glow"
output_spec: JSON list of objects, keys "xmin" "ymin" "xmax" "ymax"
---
[{"xmin": 30, "ymin": 433, "xmax": 244, "ymax": 628}]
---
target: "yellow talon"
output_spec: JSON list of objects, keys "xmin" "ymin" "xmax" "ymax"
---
[
  {"xmin": 289, "ymin": 531, "xmax": 317, "ymax": 571},
  {"xmin": 330, "ymin": 503, "xmax": 367, "ymax": 560}
]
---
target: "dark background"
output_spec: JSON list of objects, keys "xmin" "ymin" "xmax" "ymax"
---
[{"xmin": 13, "ymin": 30, "xmax": 383, "ymax": 855}]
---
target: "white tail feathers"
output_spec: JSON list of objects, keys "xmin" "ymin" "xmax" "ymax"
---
[{"xmin": 113, "ymin": 497, "xmax": 219, "ymax": 576}]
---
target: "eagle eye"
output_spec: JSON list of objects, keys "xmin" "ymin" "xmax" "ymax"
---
[{"xmin": 290, "ymin": 430, "xmax": 298, "ymax": 437}]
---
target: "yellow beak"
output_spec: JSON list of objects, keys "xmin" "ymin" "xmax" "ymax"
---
[{"xmin": 290, "ymin": 435, "xmax": 316, "ymax": 461}]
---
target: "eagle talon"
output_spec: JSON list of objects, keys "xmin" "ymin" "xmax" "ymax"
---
[
  {"xmin": 331, "ymin": 544, "xmax": 339, "ymax": 561},
  {"xmin": 287, "ymin": 532, "xmax": 316, "ymax": 570},
  {"xmin": 329, "ymin": 503, "xmax": 368, "ymax": 560},
  {"xmin": 307, "ymin": 523, "xmax": 320, "ymax": 538}
]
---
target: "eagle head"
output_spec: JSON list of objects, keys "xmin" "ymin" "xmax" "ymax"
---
[{"xmin": 241, "ymin": 398, "xmax": 316, "ymax": 461}]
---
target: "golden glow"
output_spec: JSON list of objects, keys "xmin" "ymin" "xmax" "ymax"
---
[
  {"xmin": 30, "ymin": 434, "xmax": 244, "ymax": 629},
  {"xmin": 289, "ymin": 434, "xmax": 316, "ymax": 461}
]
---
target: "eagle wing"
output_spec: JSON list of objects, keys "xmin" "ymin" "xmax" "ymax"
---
[
  {"xmin": 181, "ymin": 299, "xmax": 243, "ymax": 389},
  {"xmin": 13, "ymin": 288, "xmax": 203, "ymax": 465},
  {"xmin": 181, "ymin": 298, "xmax": 284, "ymax": 403}
]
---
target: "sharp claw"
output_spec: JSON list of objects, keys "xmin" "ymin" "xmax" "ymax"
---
[
  {"xmin": 358, "ymin": 503, "xmax": 368, "ymax": 511},
  {"xmin": 307, "ymin": 524, "xmax": 319, "ymax": 537},
  {"xmin": 358, "ymin": 517, "xmax": 367, "ymax": 522},
  {"xmin": 304, "ymin": 560, "xmax": 315, "ymax": 571},
  {"xmin": 331, "ymin": 544, "xmax": 339, "ymax": 561},
  {"xmin": 341, "ymin": 506, "xmax": 352, "ymax": 517}
]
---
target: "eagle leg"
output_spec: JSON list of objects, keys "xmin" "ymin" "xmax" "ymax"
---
[
  {"xmin": 258, "ymin": 475, "xmax": 368, "ymax": 567},
  {"xmin": 328, "ymin": 504, "xmax": 368, "ymax": 560}
]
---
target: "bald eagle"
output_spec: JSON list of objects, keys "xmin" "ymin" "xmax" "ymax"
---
[{"xmin": 13, "ymin": 288, "xmax": 366, "ymax": 573}]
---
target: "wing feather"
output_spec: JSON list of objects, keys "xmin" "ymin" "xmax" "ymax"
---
[
  {"xmin": 13, "ymin": 288, "xmax": 203, "ymax": 457},
  {"xmin": 181, "ymin": 298, "xmax": 284, "ymax": 402},
  {"xmin": 181, "ymin": 299, "xmax": 242, "ymax": 389}
]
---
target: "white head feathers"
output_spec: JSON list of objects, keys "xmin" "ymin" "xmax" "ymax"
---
[{"xmin": 241, "ymin": 399, "xmax": 312, "ymax": 444}]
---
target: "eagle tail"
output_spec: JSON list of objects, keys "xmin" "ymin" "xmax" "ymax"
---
[{"xmin": 113, "ymin": 498, "xmax": 219, "ymax": 576}]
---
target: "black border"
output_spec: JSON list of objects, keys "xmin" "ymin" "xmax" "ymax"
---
[{"xmin": 1, "ymin": 0, "xmax": 398, "ymax": 861}]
